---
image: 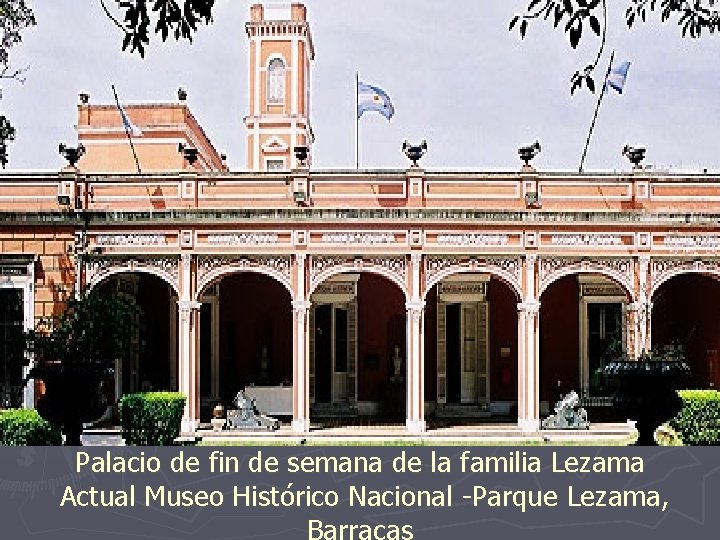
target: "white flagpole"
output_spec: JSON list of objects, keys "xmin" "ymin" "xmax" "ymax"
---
[{"xmin": 355, "ymin": 71, "xmax": 359, "ymax": 169}]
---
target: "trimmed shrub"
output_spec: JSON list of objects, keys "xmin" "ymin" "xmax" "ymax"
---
[
  {"xmin": 120, "ymin": 392, "xmax": 186, "ymax": 446},
  {"xmin": 0, "ymin": 409, "xmax": 62, "ymax": 446},
  {"xmin": 669, "ymin": 390, "xmax": 720, "ymax": 446}
]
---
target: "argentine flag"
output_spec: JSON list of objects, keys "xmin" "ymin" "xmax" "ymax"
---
[
  {"xmin": 118, "ymin": 102, "xmax": 143, "ymax": 138},
  {"xmin": 357, "ymin": 80, "xmax": 395, "ymax": 120},
  {"xmin": 605, "ymin": 61, "xmax": 631, "ymax": 95}
]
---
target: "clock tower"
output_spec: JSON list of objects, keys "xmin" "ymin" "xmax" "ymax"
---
[{"xmin": 245, "ymin": 3, "xmax": 314, "ymax": 171}]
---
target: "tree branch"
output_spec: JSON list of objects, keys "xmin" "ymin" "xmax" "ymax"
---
[{"xmin": 98, "ymin": 0, "xmax": 128, "ymax": 33}]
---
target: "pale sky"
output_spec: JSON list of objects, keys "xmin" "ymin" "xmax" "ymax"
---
[{"xmin": 2, "ymin": 0, "xmax": 720, "ymax": 173}]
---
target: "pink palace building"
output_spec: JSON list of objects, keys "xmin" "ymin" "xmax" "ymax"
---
[{"xmin": 1, "ymin": 3, "xmax": 719, "ymax": 434}]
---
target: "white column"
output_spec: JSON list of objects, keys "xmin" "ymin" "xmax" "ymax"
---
[
  {"xmin": 292, "ymin": 254, "xmax": 310, "ymax": 433},
  {"xmin": 22, "ymin": 264, "xmax": 35, "ymax": 409},
  {"xmin": 405, "ymin": 253, "xmax": 425, "ymax": 433},
  {"xmin": 178, "ymin": 253, "xmax": 200, "ymax": 433},
  {"xmin": 405, "ymin": 302, "xmax": 425, "ymax": 433},
  {"xmin": 638, "ymin": 256, "xmax": 651, "ymax": 355},
  {"xmin": 517, "ymin": 301, "xmax": 541, "ymax": 432},
  {"xmin": 517, "ymin": 254, "xmax": 540, "ymax": 432},
  {"xmin": 292, "ymin": 300, "xmax": 311, "ymax": 433},
  {"xmin": 178, "ymin": 300, "xmax": 201, "ymax": 433}
]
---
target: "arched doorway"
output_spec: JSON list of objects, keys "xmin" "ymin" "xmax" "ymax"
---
[
  {"xmin": 309, "ymin": 272, "xmax": 406, "ymax": 424},
  {"xmin": 196, "ymin": 272, "xmax": 293, "ymax": 421},
  {"xmin": 652, "ymin": 273, "xmax": 720, "ymax": 388},
  {"xmin": 424, "ymin": 274, "xmax": 519, "ymax": 424},
  {"xmin": 539, "ymin": 273, "xmax": 631, "ymax": 417},
  {"xmin": 94, "ymin": 272, "xmax": 176, "ymax": 413}
]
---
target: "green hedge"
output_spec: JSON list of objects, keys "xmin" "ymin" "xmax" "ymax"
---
[
  {"xmin": 0, "ymin": 409, "xmax": 62, "ymax": 446},
  {"xmin": 670, "ymin": 390, "xmax": 720, "ymax": 446},
  {"xmin": 120, "ymin": 392, "xmax": 186, "ymax": 446}
]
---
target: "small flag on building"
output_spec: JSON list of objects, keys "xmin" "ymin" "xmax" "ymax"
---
[
  {"xmin": 605, "ymin": 61, "xmax": 631, "ymax": 95},
  {"xmin": 357, "ymin": 80, "xmax": 395, "ymax": 120},
  {"xmin": 117, "ymin": 102, "xmax": 143, "ymax": 137},
  {"xmin": 111, "ymin": 85, "xmax": 142, "ymax": 173}
]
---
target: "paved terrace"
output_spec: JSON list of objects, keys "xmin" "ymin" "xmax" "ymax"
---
[{"xmin": 82, "ymin": 423, "xmax": 636, "ymax": 446}]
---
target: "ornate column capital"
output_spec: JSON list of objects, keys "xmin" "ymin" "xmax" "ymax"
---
[
  {"xmin": 405, "ymin": 299, "xmax": 425, "ymax": 312},
  {"xmin": 292, "ymin": 300, "xmax": 311, "ymax": 313},
  {"xmin": 406, "ymin": 300, "xmax": 425, "ymax": 322},
  {"xmin": 178, "ymin": 300, "xmax": 202, "ymax": 312},
  {"xmin": 517, "ymin": 300, "xmax": 541, "ymax": 314}
]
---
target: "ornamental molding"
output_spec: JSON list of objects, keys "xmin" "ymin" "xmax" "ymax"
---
[
  {"xmin": 424, "ymin": 256, "xmax": 522, "ymax": 297},
  {"xmin": 309, "ymin": 255, "xmax": 408, "ymax": 296},
  {"xmin": 205, "ymin": 232, "xmax": 279, "ymax": 246},
  {"xmin": 435, "ymin": 233, "xmax": 509, "ymax": 246},
  {"xmin": 538, "ymin": 257, "xmax": 633, "ymax": 299},
  {"xmin": 547, "ymin": 233, "xmax": 624, "ymax": 247},
  {"xmin": 649, "ymin": 257, "xmax": 720, "ymax": 296},
  {"xmin": 94, "ymin": 233, "xmax": 167, "ymax": 246},
  {"xmin": 195, "ymin": 255, "xmax": 292, "ymax": 294},
  {"xmin": 319, "ymin": 232, "xmax": 396, "ymax": 245},
  {"xmin": 662, "ymin": 234, "xmax": 720, "ymax": 249},
  {"xmin": 85, "ymin": 255, "xmax": 180, "ymax": 294}
]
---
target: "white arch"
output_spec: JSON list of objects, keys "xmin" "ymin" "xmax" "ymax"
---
[
  {"xmin": 650, "ymin": 266, "xmax": 720, "ymax": 300},
  {"xmin": 196, "ymin": 265, "xmax": 293, "ymax": 301},
  {"xmin": 539, "ymin": 265, "xmax": 635, "ymax": 302},
  {"xmin": 309, "ymin": 263, "xmax": 409, "ymax": 302},
  {"xmin": 87, "ymin": 267, "xmax": 180, "ymax": 296},
  {"xmin": 423, "ymin": 264, "xmax": 522, "ymax": 301}
]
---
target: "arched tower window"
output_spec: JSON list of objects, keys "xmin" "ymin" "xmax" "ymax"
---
[{"xmin": 267, "ymin": 58, "xmax": 285, "ymax": 105}]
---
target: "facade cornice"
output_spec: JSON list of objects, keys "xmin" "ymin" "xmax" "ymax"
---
[{"xmin": 4, "ymin": 209, "xmax": 720, "ymax": 227}]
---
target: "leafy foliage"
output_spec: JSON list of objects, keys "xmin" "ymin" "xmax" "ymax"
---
[
  {"xmin": 0, "ymin": 114, "xmax": 15, "ymax": 167},
  {"xmin": 120, "ymin": 392, "xmax": 186, "ymax": 445},
  {"xmin": 670, "ymin": 389, "xmax": 720, "ymax": 445},
  {"xmin": 101, "ymin": 0, "xmax": 215, "ymax": 57},
  {"xmin": 510, "ymin": 1, "xmax": 720, "ymax": 94},
  {"xmin": 0, "ymin": 409, "xmax": 62, "ymax": 445},
  {"xmin": 25, "ymin": 289, "xmax": 141, "ymax": 445},
  {"xmin": 0, "ymin": 0, "xmax": 35, "ymax": 167}
]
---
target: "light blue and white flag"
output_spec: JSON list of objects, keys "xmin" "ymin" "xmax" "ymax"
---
[
  {"xmin": 118, "ymin": 102, "xmax": 143, "ymax": 137},
  {"xmin": 357, "ymin": 80, "xmax": 395, "ymax": 120},
  {"xmin": 605, "ymin": 61, "xmax": 631, "ymax": 94}
]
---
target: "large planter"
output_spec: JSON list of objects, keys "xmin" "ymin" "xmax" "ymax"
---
[
  {"xmin": 604, "ymin": 360, "xmax": 690, "ymax": 446},
  {"xmin": 29, "ymin": 363, "xmax": 108, "ymax": 446}
]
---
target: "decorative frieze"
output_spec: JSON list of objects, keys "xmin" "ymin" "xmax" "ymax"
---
[
  {"xmin": 314, "ymin": 281, "xmax": 356, "ymax": 296},
  {"xmin": 205, "ymin": 233, "xmax": 279, "ymax": 245},
  {"xmin": 548, "ymin": 234, "xmax": 623, "ymax": 247},
  {"xmin": 424, "ymin": 256, "xmax": 522, "ymax": 296},
  {"xmin": 310, "ymin": 255, "xmax": 408, "ymax": 294},
  {"xmin": 320, "ymin": 232, "xmax": 396, "ymax": 244},
  {"xmin": 85, "ymin": 256, "xmax": 180, "ymax": 292},
  {"xmin": 580, "ymin": 282, "xmax": 624, "ymax": 297},
  {"xmin": 662, "ymin": 235, "xmax": 720, "ymax": 249},
  {"xmin": 196, "ymin": 255, "xmax": 292, "ymax": 284},
  {"xmin": 538, "ymin": 257, "xmax": 633, "ymax": 298},
  {"xmin": 436, "ymin": 233, "xmax": 509, "ymax": 246},
  {"xmin": 95, "ymin": 234, "xmax": 167, "ymax": 246},
  {"xmin": 650, "ymin": 257, "xmax": 720, "ymax": 296},
  {"xmin": 439, "ymin": 281, "xmax": 487, "ymax": 297}
]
